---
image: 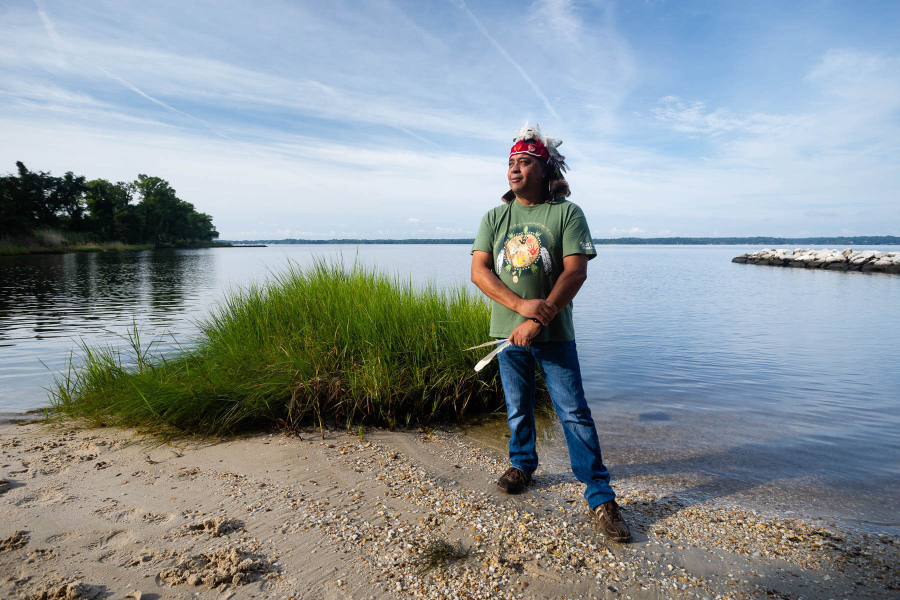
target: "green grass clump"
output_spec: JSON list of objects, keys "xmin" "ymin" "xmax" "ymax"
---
[
  {"xmin": 418, "ymin": 539, "xmax": 470, "ymax": 573},
  {"xmin": 51, "ymin": 258, "xmax": 503, "ymax": 435}
]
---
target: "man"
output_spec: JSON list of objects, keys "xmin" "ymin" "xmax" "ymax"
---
[{"xmin": 469, "ymin": 123, "xmax": 630, "ymax": 542}]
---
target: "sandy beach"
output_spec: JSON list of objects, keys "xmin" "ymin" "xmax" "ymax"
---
[{"xmin": 1, "ymin": 414, "xmax": 897, "ymax": 600}]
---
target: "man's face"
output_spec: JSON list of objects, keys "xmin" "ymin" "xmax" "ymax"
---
[{"xmin": 508, "ymin": 153, "xmax": 545, "ymax": 196}]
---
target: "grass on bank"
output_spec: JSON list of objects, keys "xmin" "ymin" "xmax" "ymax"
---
[
  {"xmin": 51, "ymin": 258, "xmax": 504, "ymax": 435},
  {"xmin": 0, "ymin": 229, "xmax": 229, "ymax": 256},
  {"xmin": 0, "ymin": 242, "xmax": 154, "ymax": 256},
  {"xmin": 0, "ymin": 229, "xmax": 152, "ymax": 256}
]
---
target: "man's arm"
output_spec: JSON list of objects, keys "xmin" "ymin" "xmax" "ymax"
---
[
  {"xmin": 470, "ymin": 251, "xmax": 556, "ymax": 324},
  {"xmin": 546, "ymin": 253, "xmax": 589, "ymax": 313},
  {"xmin": 506, "ymin": 253, "xmax": 589, "ymax": 346}
]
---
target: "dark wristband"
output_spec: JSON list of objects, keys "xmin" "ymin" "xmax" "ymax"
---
[{"xmin": 530, "ymin": 318, "xmax": 543, "ymax": 327}]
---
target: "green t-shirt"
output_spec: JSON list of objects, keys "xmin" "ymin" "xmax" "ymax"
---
[{"xmin": 470, "ymin": 198, "xmax": 597, "ymax": 342}]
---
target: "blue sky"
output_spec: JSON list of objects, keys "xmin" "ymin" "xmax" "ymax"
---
[{"xmin": 1, "ymin": 0, "xmax": 898, "ymax": 239}]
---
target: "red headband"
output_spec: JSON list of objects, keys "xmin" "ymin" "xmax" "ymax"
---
[{"xmin": 510, "ymin": 139, "xmax": 550, "ymax": 163}]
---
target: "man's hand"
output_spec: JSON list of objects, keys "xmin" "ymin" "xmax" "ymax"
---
[
  {"xmin": 515, "ymin": 299, "xmax": 557, "ymax": 326},
  {"xmin": 509, "ymin": 320, "xmax": 543, "ymax": 347}
]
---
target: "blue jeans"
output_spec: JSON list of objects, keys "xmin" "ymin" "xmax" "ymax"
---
[{"xmin": 497, "ymin": 340, "xmax": 615, "ymax": 509}]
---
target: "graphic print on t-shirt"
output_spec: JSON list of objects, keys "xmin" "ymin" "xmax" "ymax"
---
[{"xmin": 496, "ymin": 224, "xmax": 553, "ymax": 283}]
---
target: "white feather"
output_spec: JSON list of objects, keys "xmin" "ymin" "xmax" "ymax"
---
[
  {"xmin": 496, "ymin": 250, "xmax": 505, "ymax": 274},
  {"xmin": 540, "ymin": 247, "xmax": 552, "ymax": 275}
]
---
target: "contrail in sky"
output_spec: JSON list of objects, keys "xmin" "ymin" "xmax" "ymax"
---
[
  {"xmin": 99, "ymin": 68, "xmax": 194, "ymax": 121},
  {"xmin": 96, "ymin": 68, "xmax": 238, "ymax": 142},
  {"xmin": 97, "ymin": 69, "xmax": 261, "ymax": 152},
  {"xmin": 394, "ymin": 126, "xmax": 443, "ymax": 147},
  {"xmin": 448, "ymin": 0, "xmax": 560, "ymax": 120},
  {"xmin": 102, "ymin": 65, "xmax": 250, "ymax": 148},
  {"xmin": 34, "ymin": 0, "xmax": 259, "ymax": 154},
  {"xmin": 34, "ymin": 0, "xmax": 63, "ymax": 48}
]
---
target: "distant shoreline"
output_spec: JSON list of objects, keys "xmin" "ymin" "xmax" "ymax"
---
[{"xmin": 222, "ymin": 236, "xmax": 900, "ymax": 246}]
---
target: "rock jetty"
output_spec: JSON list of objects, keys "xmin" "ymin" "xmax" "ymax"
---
[{"xmin": 733, "ymin": 248, "xmax": 900, "ymax": 273}]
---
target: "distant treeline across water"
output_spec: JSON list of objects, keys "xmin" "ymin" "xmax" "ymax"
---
[{"xmin": 225, "ymin": 236, "xmax": 900, "ymax": 246}]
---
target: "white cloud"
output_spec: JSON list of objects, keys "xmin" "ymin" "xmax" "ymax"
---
[
  {"xmin": 805, "ymin": 49, "xmax": 900, "ymax": 103},
  {"xmin": 652, "ymin": 49, "xmax": 900, "ymax": 160},
  {"xmin": 407, "ymin": 218, "xmax": 420, "ymax": 223},
  {"xmin": 651, "ymin": 96, "xmax": 787, "ymax": 136},
  {"xmin": 652, "ymin": 98, "xmax": 740, "ymax": 134},
  {"xmin": 608, "ymin": 227, "xmax": 645, "ymax": 237},
  {"xmin": 622, "ymin": 47, "xmax": 900, "ymax": 235}
]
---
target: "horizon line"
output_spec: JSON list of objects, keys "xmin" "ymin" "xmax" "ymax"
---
[{"xmin": 222, "ymin": 235, "xmax": 900, "ymax": 246}]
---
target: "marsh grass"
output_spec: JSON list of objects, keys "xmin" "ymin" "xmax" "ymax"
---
[
  {"xmin": 51, "ymin": 258, "xmax": 503, "ymax": 436},
  {"xmin": 0, "ymin": 230, "xmax": 153, "ymax": 256},
  {"xmin": 418, "ymin": 539, "xmax": 470, "ymax": 573}
]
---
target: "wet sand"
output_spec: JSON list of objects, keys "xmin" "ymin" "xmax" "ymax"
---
[
  {"xmin": 1, "ymin": 415, "xmax": 898, "ymax": 599},
  {"xmin": 462, "ymin": 411, "xmax": 900, "ymax": 534}
]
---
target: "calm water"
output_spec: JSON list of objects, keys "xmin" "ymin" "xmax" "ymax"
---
[{"xmin": 1, "ymin": 245, "xmax": 899, "ymax": 529}]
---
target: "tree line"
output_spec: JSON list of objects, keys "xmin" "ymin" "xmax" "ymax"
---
[{"xmin": 0, "ymin": 161, "xmax": 218, "ymax": 245}]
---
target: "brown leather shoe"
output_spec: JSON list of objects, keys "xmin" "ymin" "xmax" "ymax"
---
[
  {"xmin": 594, "ymin": 500, "xmax": 631, "ymax": 542},
  {"xmin": 496, "ymin": 466, "xmax": 532, "ymax": 494}
]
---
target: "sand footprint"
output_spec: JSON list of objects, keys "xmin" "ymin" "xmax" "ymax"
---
[
  {"xmin": 96, "ymin": 548, "xmax": 131, "ymax": 564},
  {"xmin": 93, "ymin": 499, "xmax": 173, "ymax": 524},
  {"xmin": 46, "ymin": 528, "xmax": 134, "ymax": 552},
  {"xmin": 13, "ymin": 487, "xmax": 75, "ymax": 507},
  {"xmin": 85, "ymin": 529, "xmax": 132, "ymax": 550},
  {"xmin": 45, "ymin": 530, "xmax": 81, "ymax": 544},
  {"xmin": 93, "ymin": 503, "xmax": 140, "ymax": 522},
  {"xmin": 142, "ymin": 512, "xmax": 174, "ymax": 524}
]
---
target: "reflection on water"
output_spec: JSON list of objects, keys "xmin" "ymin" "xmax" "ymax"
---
[
  {"xmin": 0, "ymin": 250, "xmax": 215, "ymax": 338},
  {"xmin": 0, "ymin": 250, "xmax": 218, "ymax": 406},
  {"xmin": 1, "ymin": 244, "xmax": 899, "ymax": 530}
]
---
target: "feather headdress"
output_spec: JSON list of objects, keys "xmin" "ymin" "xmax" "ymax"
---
[
  {"xmin": 511, "ymin": 121, "xmax": 568, "ymax": 174},
  {"xmin": 502, "ymin": 121, "xmax": 571, "ymax": 202}
]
